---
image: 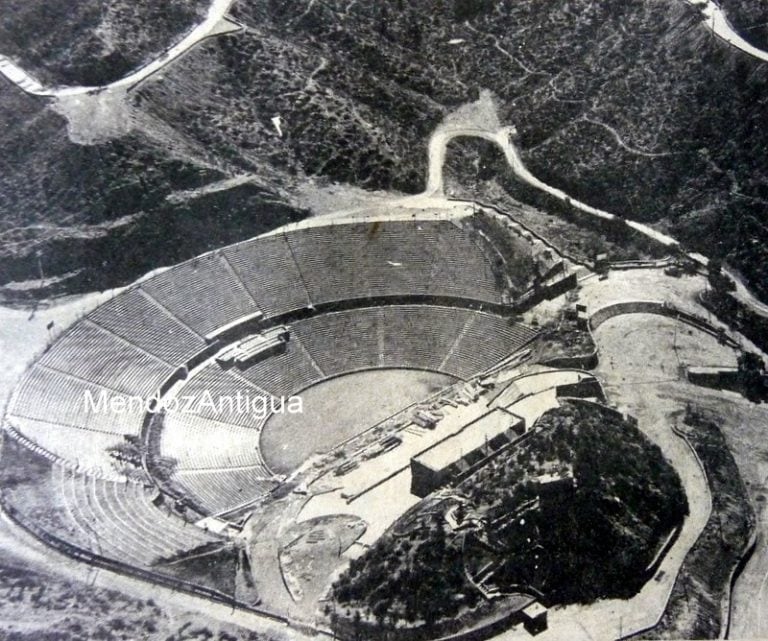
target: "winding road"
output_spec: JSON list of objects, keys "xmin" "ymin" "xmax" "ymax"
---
[
  {"xmin": 0, "ymin": 0, "xmax": 240, "ymax": 97},
  {"xmin": 686, "ymin": 0, "xmax": 768, "ymax": 63},
  {"xmin": 426, "ymin": 120, "xmax": 768, "ymax": 322}
]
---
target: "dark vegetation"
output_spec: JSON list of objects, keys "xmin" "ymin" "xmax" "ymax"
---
[
  {"xmin": 155, "ymin": 542, "xmax": 240, "ymax": 596},
  {"xmin": 4, "ymin": 0, "xmax": 768, "ymax": 304},
  {"xmin": 465, "ymin": 210, "xmax": 539, "ymax": 296},
  {"xmin": 331, "ymin": 401, "xmax": 687, "ymax": 638},
  {"xmin": 736, "ymin": 351, "xmax": 768, "ymax": 401},
  {"xmin": 701, "ymin": 261, "xmax": 768, "ymax": 368},
  {"xmin": 720, "ymin": 0, "xmax": 768, "ymax": 50},
  {"xmin": 0, "ymin": 0, "xmax": 208, "ymax": 85},
  {"xmin": 634, "ymin": 405, "xmax": 755, "ymax": 640}
]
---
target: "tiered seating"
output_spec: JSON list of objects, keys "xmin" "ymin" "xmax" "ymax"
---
[
  {"xmin": 59, "ymin": 467, "xmax": 219, "ymax": 566},
  {"xmin": 175, "ymin": 468, "xmax": 277, "ymax": 515},
  {"xmin": 38, "ymin": 321, "xmax": 173, "ymax": 398},
  {"xmin": 286, "ymin": 220, "xmax": 504, "ymax": 305},
  {"xmin": 292, "ymin": 309, "xmax": 382, "ymax": 375},
  {"xmin": 161, "ymin": 411, "xmax": 269, "ymax": 472},
  {"xmin": 442, "ymin": 315, "xmax": 538, "ymax": 378},
  {"xmin": 176, "ymin": 367, "xmax": 273, "ymax": 429},
  {"xmin": 0, "ymin": 454, "xmax": 93, "ymax": 551},
  {"xmin": 88, "ymin": 288, "xmax": 205, "ymax": 364},
  {"xmin": 5, "ymin": 416, "xmax": 126, "ymax": 476},
  {"xmin": 9, "ymin": 366, "xmax": 145, "ymax": 436},
  {"xmin": 379, "ymin": 306, "xmax": 470, "ymax": 371},
  {"xmin": 141, "ymin": 253, "xmax": 261, "ymax": 337},
  {"xmin": 236, "ymin": 337, "xmax": 324, "ymax": 396},
  {"xmin": 222, "ymin": 234, "xmax": 311, "ymax": 317}
]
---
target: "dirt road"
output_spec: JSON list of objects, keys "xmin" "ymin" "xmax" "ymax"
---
[
  {"xmin": 686, "ymin": 0, "xmax": 768, "ymax": 63},
  {"xmin": 0, "ymin": 0, "xmax": 240, "ymax": 97}
]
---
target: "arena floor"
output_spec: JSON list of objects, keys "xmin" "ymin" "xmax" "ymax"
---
[{"xmin": 260, "ymin": 368, "xmax": 456, "ymax": 474}]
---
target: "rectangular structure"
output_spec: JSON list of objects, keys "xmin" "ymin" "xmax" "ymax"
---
[
  {"xmin": 410, "ymin": 408, "xmax": 525, "ymax": 497},
  {"xmin": 215, "ymin": 326, "xmax": 290, "ymax": 368}
]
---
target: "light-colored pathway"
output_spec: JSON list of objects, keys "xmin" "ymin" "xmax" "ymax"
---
[
  {"xmin": 0, "ymin": 0, "xmax": 240, "ymax": 97},
  {"xmin": 686, "ymin": 0, "xmax": 768, "ymax": 63}
]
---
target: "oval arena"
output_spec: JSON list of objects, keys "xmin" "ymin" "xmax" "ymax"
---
[{"xmin": 0, "ymin": 206, "xmax": 566, "ymax": 623}]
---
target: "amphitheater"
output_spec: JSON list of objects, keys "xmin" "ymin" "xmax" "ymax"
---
[{"xmin": 0, "ymin": 204, "xmax": 569, "ymax": 624}]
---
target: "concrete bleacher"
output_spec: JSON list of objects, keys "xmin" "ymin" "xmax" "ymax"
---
[
  {"xmin": 222, "ymin": 234, "xmax": 311, "ymax": 317},
  {"xmin": 161, "ymin": 411, "xmax": 269, "ymax": 472},
  {"xmin": 442, "ymin": 313, "xmax": 539, "ymax": 379},
  {"xmin": 3, "ymin": 213, "xmax": 545, "ymax": 560},
  {"xmin": 235, "ymin": 336, "xmax": 324, "ymax": 396},
  {"xmin": 286, "ymin": 220, "xmax": 504, "ymax": 305},
  {"xmin": 292, "ymin": 308, "xmax": 384, "ymax": 376},
  {"xmin": 379, "ymin": 306, "xmax": 470, "ymax": 371},
  {"xmin": 140, "ymin": 253, "xmax": 261, "ymax": 338},
  {"xmin": 5, "ymin": 416, "xmax": 125, "ymax": 479},
  {"xmin": 9, "ymin": 366, "xmax": 145, "ymax": 437},
  {"xmin": 57, "ymin": 466, "xmax": 220, "ymax": 566},
  {"xmin": 88, "ymin": 288, "xmax": 206, "ymax": 364},
  {"xmin": 38, "ymin": 321, "xmax": 174, "ymax": 399},
  {"xmin": 176, "ymin": 368, "xmax": 273, "ymax": 429},
  {"xmin": 175, "ymin": 468, "xmax": 277, "ymax": 515},
  {"xmin": 287, "ymin": 306, "xmax": 537, "ymax": 381}
]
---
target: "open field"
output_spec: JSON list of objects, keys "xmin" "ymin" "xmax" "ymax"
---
[{"xmin": 261, "ymin": 369, "xmax": 455, "ymax": 474}]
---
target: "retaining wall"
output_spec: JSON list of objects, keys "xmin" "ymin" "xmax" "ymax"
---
[{"xmin": 590, "ymin": 300, "xmax": 739, "ymax": 348}]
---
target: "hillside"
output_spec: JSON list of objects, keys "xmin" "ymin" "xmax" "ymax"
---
[
  {"xmin": 330, "ymin": 401, "xmax": 688, "ymax": 639},
  {"xmin": 0, "ymin": 0, "xmax": 209, "ymax": 85},
  {"xmin": 720, "ymin": 0, "xmax": 768, "ymax": 49},
  {"xmin": 3, "ymin": 0, "xmax": 768, "ymax": 302}
]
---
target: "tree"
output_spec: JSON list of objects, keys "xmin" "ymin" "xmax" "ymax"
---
[{"xmin": 738, "ymin": 351, "xmax": 766, "ymax": 400}]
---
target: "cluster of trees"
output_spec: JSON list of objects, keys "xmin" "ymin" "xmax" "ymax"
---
[
  {"xmin": 333, "ymin": 520, "xmax": 474, "ymax": 630},
  {"xmin": 737, "ymin": 351, "xmax": 767, "ymax": 401},
  {"xmin": 466, "ymin": 210, "xmax": 539, "ymax": 295},
  {"xmin": 332, "ymin": 401, "xmax": 689, "ymax": 632},
  {"xmin": 8, "ymin": 0, "xmax": 768, "ymax": 312},
  {"xmin": 700, "ymin": 281, "xmax": 768, "ymax": 386},
  {"xmin": 720, "ymin": 0, "xmax": 768, "ymax": 50},
  {"xmin": 465, "ymin": 402, "xmax": 689, "ymax": 601}
]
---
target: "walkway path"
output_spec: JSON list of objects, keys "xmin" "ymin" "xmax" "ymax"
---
[
  {"xmin": 686, "ymin": 0, "xmax": 768, "ymax": 63},
  {"xmin": 0, "ymin": 0, "xmax": 240, "ymax": 97}
]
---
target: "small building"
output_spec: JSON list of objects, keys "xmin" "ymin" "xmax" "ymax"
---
[
  {"xmin": 216, "ymin": 326, "xmax": 290, "ymax": 368},
  {"xmin": 520, "ymin": 601, "xmax": 548, "ymax": 635},
  {"xmin": 410, "ymin": 408, "xmax": 525, "ymax": 497}
]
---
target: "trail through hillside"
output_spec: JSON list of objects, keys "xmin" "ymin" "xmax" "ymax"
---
[{"xmin": 424, "ymin": 92, "xmax": 768, "ymax": 320}]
